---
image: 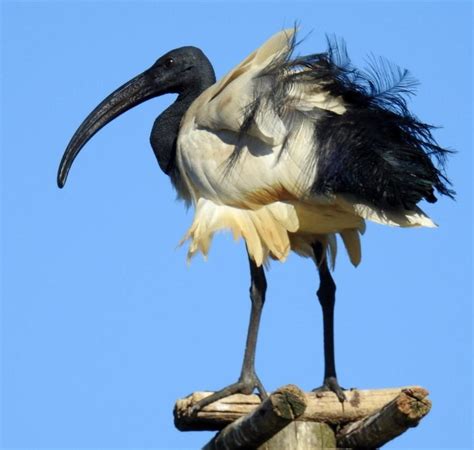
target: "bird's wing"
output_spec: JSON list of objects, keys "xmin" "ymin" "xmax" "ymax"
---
[
  {"xmin": 191, "ymin": 28, "xmax": 297, "ymax": 143},
  {"xmin": 180, "ymin": 29, "xmax": 346, "ymax": 210},
  {"xmin": 178, "ymin": 29, "xmax": 453, "ymax": 266},
  {"xmin": 184, "ymin": 28, "xmax": 453, "ymax": 217},
  {"xmin": 192, "ymin": 28, "xmax": 346, "ymax": 148}
]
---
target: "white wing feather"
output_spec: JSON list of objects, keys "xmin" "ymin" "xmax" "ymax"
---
[{"xmin": 177, "ymin": 29, "xmax": 436, "ymax": 266}]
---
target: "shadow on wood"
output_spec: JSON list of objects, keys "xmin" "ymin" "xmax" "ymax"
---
[{"xmin": 174, "ymin": 385, "xmax": 431, "ymax": 449}]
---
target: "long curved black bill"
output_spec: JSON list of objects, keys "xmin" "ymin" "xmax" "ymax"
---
[{"xmin": 57, "ymin": 69, "xmax": 158, "ymax": 188}]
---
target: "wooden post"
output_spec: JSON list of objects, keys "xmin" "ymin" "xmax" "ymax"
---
[
  {"xmin": 337, "ymin": 387, "xmax": 431, "ymax": 448},
  {"xmin": 174, "ymin": 385, "xmax": 431, "ymax": 449},
  {"xmin": 202, "ymin": 385, "xmax": 308, "ymax": 450}
]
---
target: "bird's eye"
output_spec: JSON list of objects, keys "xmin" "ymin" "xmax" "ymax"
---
[{"xmin": 164, "ymin": 57, "xmax": 175, "ymax": 68}]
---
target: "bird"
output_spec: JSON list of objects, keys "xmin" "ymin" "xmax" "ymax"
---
[{"xmin": 57, "ymin": 28, "xmax": 453, "ymax": 411}]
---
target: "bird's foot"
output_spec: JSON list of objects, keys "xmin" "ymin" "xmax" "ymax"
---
[
  {"xmin": 188, "ymin": 371, "xmax": 267, "ymax": 416},
  {"xmin": 312, "ymin": 376, "xmax": 346, "ymax": 403}
]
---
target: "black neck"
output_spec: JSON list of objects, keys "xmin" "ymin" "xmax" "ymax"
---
[{"xmin": 150, "ymin": 70, "xmax": 216, "ymax": 182}]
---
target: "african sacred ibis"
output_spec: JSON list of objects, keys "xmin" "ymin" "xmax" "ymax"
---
[{"xmin": 57, "ymin": 29, "xmax": 454, "ymax": 410}]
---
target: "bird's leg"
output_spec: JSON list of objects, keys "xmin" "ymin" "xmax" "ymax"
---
[
  {"xmin": 189, "ymin": 254, "xmax": 267, "ymax": 415},
  {"xmin": 311, "ymin": 242, "xmax": 346, "ymax": 402},
  {"xmin": 238, "ymin": 255, "xmax": 267, "ymax": 395}
]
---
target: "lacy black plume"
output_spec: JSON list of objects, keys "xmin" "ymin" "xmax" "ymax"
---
[{"xmin": 231, "ymin": 31, "xmax": 455, "ymax": 210}]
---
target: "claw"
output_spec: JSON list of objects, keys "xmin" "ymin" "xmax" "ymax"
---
[
  {"xmin": 189, "ymin": 373, "xmax": 266, "ymax": 415},
  {"xmin": 313, "ymin": 376, "xmax": 346, "ymax": 403}
]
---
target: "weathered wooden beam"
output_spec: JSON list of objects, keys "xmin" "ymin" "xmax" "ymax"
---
[
  {"xmin": 336, "ymin": 387, "xmax": 432, "ymax": 449},
  {"xmin": 255, "ymin": 421, "xmax": 336, "ymax": 450},
  {"xmin": 174, "ymin": 386, "xmax": 424, "ymax": 431},
  {"xmin": 201, "ymin": 385, "xmax": 306, "ymax": 450}
]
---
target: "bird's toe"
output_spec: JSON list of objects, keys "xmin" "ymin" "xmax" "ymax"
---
[
  {"xmin": 312, "ymin": 377, "xmax": 346, "ymax": 402},
  {"xmin": 188, "ymin": 373, "xmax": 267, "ymax": 416}
]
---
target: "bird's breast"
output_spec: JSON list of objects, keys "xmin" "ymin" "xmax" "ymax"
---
[{"xmin": 176, "ymin": 118, "xmax": 315, "ymax": 209}]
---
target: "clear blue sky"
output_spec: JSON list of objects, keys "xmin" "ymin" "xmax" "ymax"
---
[{"xmin": 1, "ymin": 1, "xmax": 472, "ymax": 449}]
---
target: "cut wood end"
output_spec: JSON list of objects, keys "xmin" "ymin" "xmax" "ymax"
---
[
  {"xmin": 270, "ymin": 384, "xmax": 307, "ymax": 419},
  {"xmin": 401, "ymin": 386, "xmax": 429, "ymax": 400},
  {"xmin": 397, "ymin": 389, "xmax": 432, "ymax": 421}
]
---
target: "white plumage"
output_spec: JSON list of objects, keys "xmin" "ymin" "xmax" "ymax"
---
[{"xmin": 177, "ymin": 29, "xmax": 435, "ymax": 267}]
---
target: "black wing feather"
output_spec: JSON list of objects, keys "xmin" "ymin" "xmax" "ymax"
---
[
  {"xmin": 309, "ymin": 36, "xmax": 454, "ymax": 209},
  {"xmin": 233, "ymin": 32, "xmax": 455, "ymax": 210}
]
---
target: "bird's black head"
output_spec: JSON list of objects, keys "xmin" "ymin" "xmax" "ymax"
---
[
  {"xmin": 149, "ymin": 46, "xmax": 215, "ymax": 96},
  {"xmin": 57, "ymin": 46, "xmax": 215, "ymax": 188}
]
